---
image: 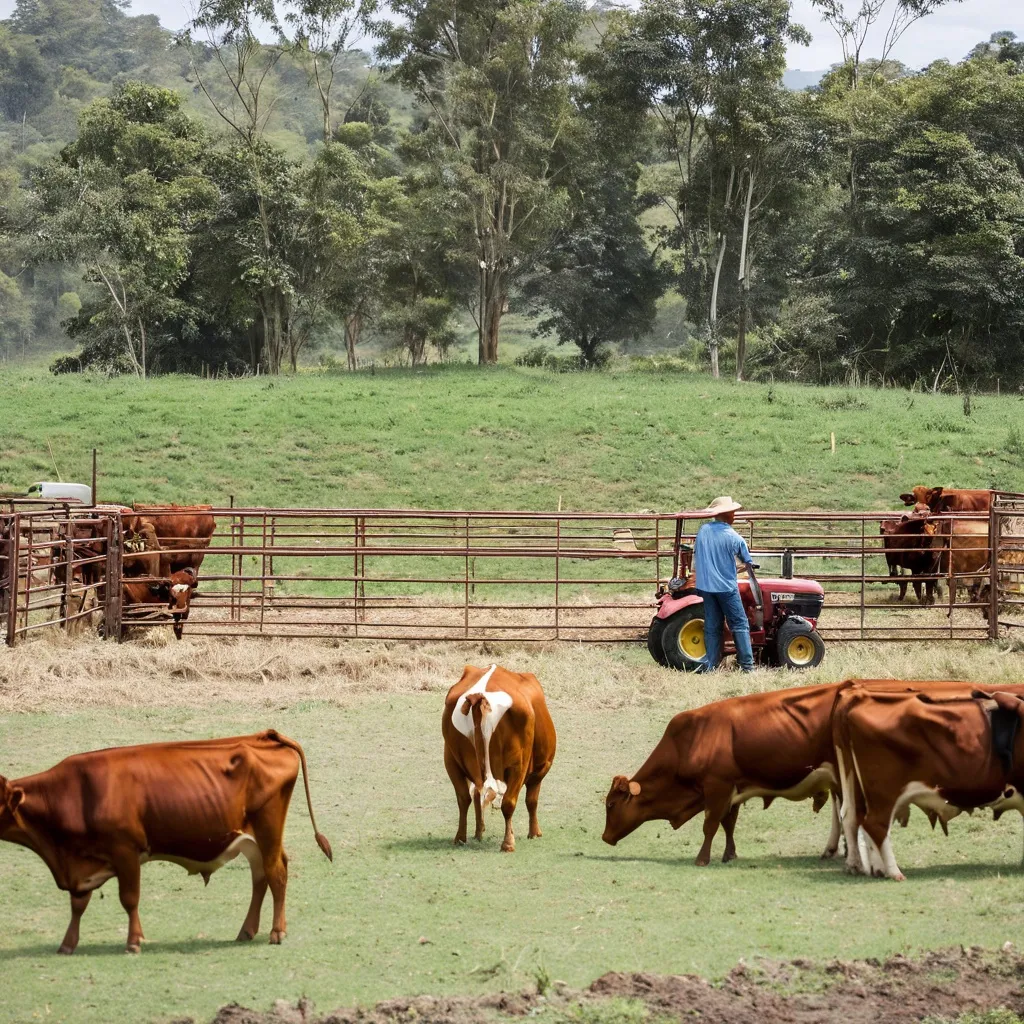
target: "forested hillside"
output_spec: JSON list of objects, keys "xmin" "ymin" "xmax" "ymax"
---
[{"xmin": 1, "ymin": 0, "xmax": 1022, "ymax": 391}]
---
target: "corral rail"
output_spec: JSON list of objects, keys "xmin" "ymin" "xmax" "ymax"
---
[{"xmin": 3, "ymin": 497, "xmax": 1023, "ymax": 646}]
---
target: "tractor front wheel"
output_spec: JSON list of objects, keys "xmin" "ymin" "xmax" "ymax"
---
[
  {"xmin": 647, "ymin": 616, "xmax": 670, "ymax": 667},
  {"xmin": 660, "ymin": 606, "xmax": 707, "ymax": 672},
  {"xmin": 775, "ymin": 618, "xmax": 825, "ymax": 670}
]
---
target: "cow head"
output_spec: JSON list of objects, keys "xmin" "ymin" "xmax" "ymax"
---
[
  {"xmin": 899, "ymin": 486, "xmax": 928, "ymax": 507},
  {"xmin": 165, "ymin": 567, "xmax": 198, "ymax": 639},
  {"xmin": 602, "ymin": 773, "xmax": 704, "ymax": 846}
]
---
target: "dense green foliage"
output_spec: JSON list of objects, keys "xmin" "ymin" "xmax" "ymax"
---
[{"xmin": 1, "ymin": 0, "xmax": 1024, "ymax": 387}]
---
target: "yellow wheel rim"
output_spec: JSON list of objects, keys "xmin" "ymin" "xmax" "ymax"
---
[
  {"xmin": 787, "ymin": 635, "xmax": 816, "ymax": 666},
  {"xmin": 679, "ymin": 618, "xmax": 706, "ymax": 660}
]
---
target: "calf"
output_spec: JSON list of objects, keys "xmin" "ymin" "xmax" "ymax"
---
[
  {"xmin": 879, "ymin": 506, "xmax": 940, "ymax": 604},
  {"xmin": 122, "ymin": 566, "xmax": 198, "ymax": 639},
  {"xmin": 442, "ymin": 664, "xmax": 556, "ymax": 852},
  {"xmin": 0, "ymin": 730, "xmax": 332, "ymax": 953},
  {"xmin": 834, "ymin": 684, "xmax": 1024, "ymax": 880},
  {"xmin": 602, "ymin": 683, "xmax": 843, "ymax": 865}
]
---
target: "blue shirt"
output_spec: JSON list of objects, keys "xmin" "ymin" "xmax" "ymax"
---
[{"xmin": 694, "ymin": 520, "xmax": 752, "ymax": 593}]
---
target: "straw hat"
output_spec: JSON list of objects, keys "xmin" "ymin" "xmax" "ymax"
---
[{"xmin": 704, "ymin": 495, "xmax": 743, "ymax": 517}]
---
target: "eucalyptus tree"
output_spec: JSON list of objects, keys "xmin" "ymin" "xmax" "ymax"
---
[
  {"xmin": 597, "ymin": 0, "xmax": 808, "ymax": 377},
  {"xmin": 31, "ymin": 83, "xmax": 217, "ymax": 376},
  {"xmin": 377, "ymin": 0, "xmax": 585, "ymax": 364}
]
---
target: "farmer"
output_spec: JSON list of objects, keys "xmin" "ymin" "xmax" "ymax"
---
[{"xmin": 693, "ymin": 495, "xmax": 755, "ymax": 673}]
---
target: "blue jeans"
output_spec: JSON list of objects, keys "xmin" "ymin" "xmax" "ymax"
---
[{"xmin": 698, "ymin": 588, "xmax": 754, "ymax": 671}]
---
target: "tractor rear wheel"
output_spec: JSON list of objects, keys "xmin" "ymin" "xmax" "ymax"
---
[
  {"xmin": 660, "ymin": 606, "xmax": 706, "ymax": 672},
  {"xmin": 647, "ymin": 616, "xmax": 670, "ymax": 667},
  {"xmin": 775, "ymin": 618, "xmax": 825, "ymax": 670}
]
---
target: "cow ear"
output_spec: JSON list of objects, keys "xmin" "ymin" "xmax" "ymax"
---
[
  {"xmin": 6, "ymin": 786, "xmax": 24, "ymax": 814},
  {"xmin": 928, "ymin": 487, "xmax": 943, "ymax": 504},
  {"xmin": 898, "ymin": 493, "xmax": 914, "ymax": 505},
  {"xmin": 612, "ymin": 775, "xmax": 630, "ymax": 793},
  {"xmin": 628, "ymin": 780, "xmax": 641, "ymax": 797},
  {"xmin": 990, "ymin": 692, "xmax": 1024, "ymax": 714}
]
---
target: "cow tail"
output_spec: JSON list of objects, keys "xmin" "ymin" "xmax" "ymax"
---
[{"xmin": 267, "ymin": 730, "xmax": 333, "ymax": 862}]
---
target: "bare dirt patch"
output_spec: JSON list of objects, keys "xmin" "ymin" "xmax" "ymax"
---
[{"xmin": 172, "ymin": 949, "xmax": 1024, "ymax": 1024}]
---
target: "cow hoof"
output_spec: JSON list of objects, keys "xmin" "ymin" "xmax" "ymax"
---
[
  {"xmin": 722, "ymin": 850, "xmax": 737, "ymax": 863},
  {"xmin": 501, "ymin": 842, "xmax": 515, "ymax": 853},
  {"xmin": 269, "ymin": 930, "xmax": 285, "ymax": 945},
  {"xmin": 694, "ymin": 856, "xmax": 710, "ymax": 867},
  {"xmin": 236, "ymin": 929, "xmax": 256, "ymax": 942},
  {"xmin": 126, "ymin": 943, "xmax": 141, "ymax": 955},
  {"xmin": 453, "ymin": 837, "xmax": 467, "ymax": 846},
  {"xmin": 57, "ymin": 945, "xmax": 75, "ymax": 956},
  {"xmin": 821, "ymin": 847, "xmax": 839, "ymax": 860}
]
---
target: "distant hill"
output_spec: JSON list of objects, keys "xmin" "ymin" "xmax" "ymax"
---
[{"xmin": 784, "ymin": 69, "xmax": 825, "ymax": 90}]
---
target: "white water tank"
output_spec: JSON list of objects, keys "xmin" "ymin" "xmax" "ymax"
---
[{"xmin": 26, "ymin": 482, "xmax": 92, "ymax": 504}]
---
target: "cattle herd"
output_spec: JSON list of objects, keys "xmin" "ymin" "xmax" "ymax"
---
[{"xmin": 0, "ymin": 484, "xmax": 1020, "ymax": 959}]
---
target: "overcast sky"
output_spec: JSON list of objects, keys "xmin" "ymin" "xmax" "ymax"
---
[{"xmin": 0, "ymin": 0, "xmax": 1019, "ymax": 72}]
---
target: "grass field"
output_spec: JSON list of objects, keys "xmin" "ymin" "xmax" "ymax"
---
[
  {"xmin": 3, "ymin": 364, "xmax": 1024, "ymax": 1023},
  {"xmin": 2, "ymin": 365, "xmax": 1022, "ymax": 513},
  {"xmin": 2, "ymin": 637, "xmax": 1024, "ymax": 1023}
]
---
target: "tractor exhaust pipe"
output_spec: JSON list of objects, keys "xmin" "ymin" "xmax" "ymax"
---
[{"xmin": 782, "ymin": 548, "xmax": 794, "ymax": 579}]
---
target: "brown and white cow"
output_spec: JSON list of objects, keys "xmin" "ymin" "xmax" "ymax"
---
[
  {"xmin": 442, "ymin": 664, "xmax": 556, "ymax": 852},
  {"xmin": 833, "ymin": 684, "xmax": 1024, "ymax": 880},
  {"xmin": 0, "ymin": 730, "xmax": 332, "ymax": 953},
  {"xmin": 122, "ymin": 566, "xmax": 198, "ymax": 639},
  {"xmin": 899, "ymin": 486, "xmax": 992, "ymax": 513},
  {"xmin": 602, "ymin": 683, "xmax": 843, "ymax": 865}
]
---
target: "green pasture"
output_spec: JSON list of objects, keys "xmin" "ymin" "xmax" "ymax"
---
[
  {"xmin": 2, "ymin": 365, "xmax": 1022, "ymax": 515},
  {"xmin": 3, "ymin": 683, "xmax": 1024, "ymax": 1024}
]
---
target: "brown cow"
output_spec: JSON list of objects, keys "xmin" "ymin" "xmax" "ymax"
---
[
  {"xmin": 0, "ymin": 730, "xmax": 332, "ymax": 953},
  {"xmin": 442, "ymin": 664, "xmax": 556, "ymax": 852},
  {"xmin": 602, "ymin": 678, "xmax": 1021, "ymax": 867},
  {"xmin": 602, "ymin": 683, "xmax": 843, "ymax": 865},
  {"xmin": 899, "ymin": 486, "xmax": 991, "ymax": 513},
  {"xmin": 931, "ymin": 519, "xmax": 991, "ymax": 607},
  {"xmin": 129, "ymin": 504, "xmax": 216, "ymax": 575},
  {"xmin": 879, "ymin": 506, "xmax": 940, "ymax": 604},
  {"xmin": 833, "ymin": 684, "xmax": 1024, "ymax": 880},
  {"xmin": 122, "ymin": 566, "xmax": 198, "ymax": 639}
]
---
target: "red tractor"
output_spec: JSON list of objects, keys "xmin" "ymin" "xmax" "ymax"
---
[{"xmin": 647, "ymin": 543, "xmax": 825, "ymax": 671}]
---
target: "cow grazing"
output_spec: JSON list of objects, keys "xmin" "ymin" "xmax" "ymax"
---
[
  {"xmin": 602, "ymin": 684, "xmax": 843, "ymax": 865},
  {"xmin": 129, "ymin": 505, "xmax": 216, "ymax": 575},
  {"xmin": 899, "ymin": 486, "xmax": 992, "ymax": 513},
  {"xmin": 442, "ymin": 664, "xmax": 556, "ymax": 852},
  {"xmin": 833, "ymin": 684, "xmax": 1024, "ymax": 880},
  {"xmin": 122, "ymin": 566, "xmax": 198, "ymax": 639},
  {"xmin": 0, "ymin": 730, "xmax": 332, "ymax": 953},
  {"xmin": 879, "ymin": 506, "xmax": 940, "ymax": 604}
]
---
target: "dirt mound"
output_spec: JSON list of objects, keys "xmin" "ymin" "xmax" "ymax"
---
[{"xmin": 171, "ymin": 948, "xmax": 1024, "ymax": 1024}]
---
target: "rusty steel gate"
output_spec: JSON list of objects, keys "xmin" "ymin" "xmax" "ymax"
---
[{"xmin": 4, "ymin": 498, "xmax": 1024, "ymax": 647}]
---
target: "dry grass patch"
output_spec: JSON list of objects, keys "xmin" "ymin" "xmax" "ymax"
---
[{"xmin": 2, "ymin": 632, "xmax": 1023, "ymax": 713}]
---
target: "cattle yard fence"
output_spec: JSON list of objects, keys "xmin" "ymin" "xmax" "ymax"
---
[{"xmin": 3, "ymin": 496, "xmax": 1024, "ymax": 647}]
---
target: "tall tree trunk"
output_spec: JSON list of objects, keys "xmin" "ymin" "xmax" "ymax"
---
[
  {"xmin": 345, "ymin": 312, "xmax": 362, "ymax": 371},
  {"xmin": 708, "ymin": 165, "xmax": 736, "ymax": 380},
  {"xmin": 138, "ymin": 319, "xmax": 147, "ymax": 379},
  {"xmin": 709, "ymin": 233, "xmax": 727, "ymax": 380},
  {"xmin": 736, "ymin": 169, "xmax": 755, "ymax": 383}
]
